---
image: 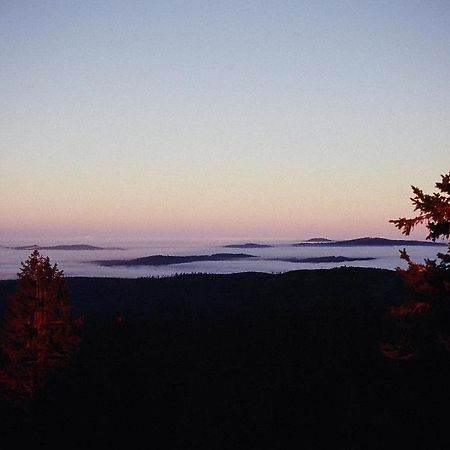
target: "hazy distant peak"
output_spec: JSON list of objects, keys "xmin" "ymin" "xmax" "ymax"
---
[
  {"xmin": 96, "ymin": 253, "xmax": 255, "ymax": 267},
  {"xmin": 304, "ymin": 238, "xmax": 333, "ymax": 242},
  {"xmin": 223, "ymin": 243, "xmax": 273, "ymax": 249},
  {"xmin": 294, "ymin": 237, "xmax": 447, "ymax": 247},
  {"xmin": 273, "ymin": 256, "xmax": 376, "ymax": 263},
  {"xmin": 8, "ymin": 244, "xmax": 124, "ymax": 251}
]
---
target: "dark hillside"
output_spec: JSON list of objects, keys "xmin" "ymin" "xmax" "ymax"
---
[{"xmin": 0, "ymin": 268, "xmax": 449, "ymax": 449}]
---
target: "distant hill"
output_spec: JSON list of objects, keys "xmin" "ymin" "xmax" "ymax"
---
[
  {"xmin": 223, "ymin": 243, "xmax": 273, "ymax": 249},
  {"xmin": 274, "ymin": 256, "xmax": 376, "ymax": 263},
  {"xmin": 304, "ymin": 238, "xmax": 333, "ymax": 243},
  {"xmin": 7, "ymin": 244, "xmax": 124, "ymax": 251},
  {"xmin": 96, "ymin": 253, "xmax": 255, "ymax": 267},
  {"xmin": 294, "ymin": 237, "xmax": 447, "ymax": 247}
]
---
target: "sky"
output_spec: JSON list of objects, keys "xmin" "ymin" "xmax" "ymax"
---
[{"xmin": 1, "ymin": 0, "xmax": 449, "ymax": 240}]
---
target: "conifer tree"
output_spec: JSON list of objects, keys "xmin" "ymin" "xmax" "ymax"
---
[
  {"xmin": 382, "ymin": 172, "xmax": 450, "ymax": 360},
  {"xmin": 0, "ymin": 250, "xmax": 81, "ymax": 405}
]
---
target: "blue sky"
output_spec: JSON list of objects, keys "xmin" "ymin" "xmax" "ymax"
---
[{"xmin": 1, "ymin": 1, "xmax": 449, "ymax": 239}]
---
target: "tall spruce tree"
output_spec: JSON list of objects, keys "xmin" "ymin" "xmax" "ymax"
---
[
  {"xmin": 0, "ymin": 250, "xmax": 81, "ymax": 405},
  {"xmin": 382, "ymin": 172, "xmax": 450, "ymax": 360}
]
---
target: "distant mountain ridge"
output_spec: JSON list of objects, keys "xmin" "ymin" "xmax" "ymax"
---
[
  {"xmin": 304, "ymin": 238, "xmax": 333, "ymax": 242},
  {"xmin": 294, "ymin": 237, "xmax": 447, "ymax": 247},
  {"xmin": 274, "ymin": 256, "xmax": 376, "ymax": 263},
  {"xmin": 97, "ymin": 253, "xmax": 255, "ymax": 267},
  {"xmin": 96, "ymin": 252, "xmax": 376, "ymax": 267},
  {"xmin": 223, "ymin": 243, "xmax": 273, "ymax": 249},
  {"xmin": 6, "ymin": 244, "xmax": 124, "ymax": 251}
]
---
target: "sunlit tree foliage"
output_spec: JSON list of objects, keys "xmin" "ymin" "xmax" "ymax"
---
[
  {"xmin": 0, "ymin": 250, "xmax": 81, "ymax": 406},
  {"xmin": 382, "ymin": 172, "xmax": 450, "ymax": 360}
]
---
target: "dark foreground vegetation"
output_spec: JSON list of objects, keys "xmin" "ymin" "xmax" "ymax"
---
[{"xmin": 0, "ymin": 268, "xmax": 449, "ymax": 449}]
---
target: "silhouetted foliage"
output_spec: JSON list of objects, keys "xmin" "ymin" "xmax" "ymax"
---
[
  {"xmin": 382, "ymin": 172, "xmax": 450, "ymax": 360},
  {"xmin": 0, "ymin": 250, "xmax": 81, "ymax": 406}
]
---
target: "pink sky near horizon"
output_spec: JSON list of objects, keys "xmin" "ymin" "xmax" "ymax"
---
[{"xmin": 1, "ymin": 2, "xmax": 449, "ymax": 241}]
